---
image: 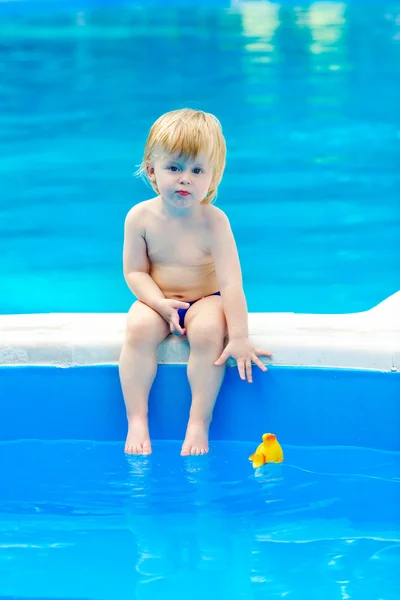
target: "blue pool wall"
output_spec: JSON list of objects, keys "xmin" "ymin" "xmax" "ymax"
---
[{"xmin": 1, "ymin": 365, "xmax": 399, "ymax": 452}]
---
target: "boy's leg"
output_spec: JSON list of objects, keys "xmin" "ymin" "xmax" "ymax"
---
[
  {"xmin": 182, "ymin": 295, "xmax": 227, "ymax": 456},
  {"xmin": 119, "ymin": 300, "xmax": 169, "ymax": 455}
]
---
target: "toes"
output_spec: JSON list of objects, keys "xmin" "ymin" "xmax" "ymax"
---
[
  {"xmin": 141, "ymin": 442, "xmax": 152, "ymax": 456},
  {"xmin": 181, "ymin": 445, "xmax": 209, "ymax": 456},
  {"xmin": 124, "ymin": 443, "xmax": 151, "ymax": 455}
]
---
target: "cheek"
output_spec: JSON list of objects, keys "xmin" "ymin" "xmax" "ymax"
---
[
  {"xmin": 154, "ymin": 169, "xmax": 166, "ymax": 182},
  {"xmin": 204, "ymin": 174, "xmax": 214, "ymax": 189},
  {"xmin": 157, "ymin": 173, "xmax": 175, "ymax": 191}
]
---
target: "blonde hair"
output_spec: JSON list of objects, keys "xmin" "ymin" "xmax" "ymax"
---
[{"xmin": 140, "ymin": 108, "xmax": 227, "ymax": 204}]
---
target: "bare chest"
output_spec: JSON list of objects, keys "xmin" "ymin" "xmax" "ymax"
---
[{"xmin": 145, "ymin": 222, "xmax": 210, "ymax": 265}]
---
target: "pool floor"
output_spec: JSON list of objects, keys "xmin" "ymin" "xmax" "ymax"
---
[{"xmin": 1, "ymin": 440, "xmax": 399, "ymax": 599}]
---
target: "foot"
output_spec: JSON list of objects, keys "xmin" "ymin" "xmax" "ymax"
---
[
  {"xmin": 181, "ymin": 419, "xmax": 210, "ymax": 456},
  {"xmin": 125, "ymin": 416, "xmax": 152, "ymax": 455}
]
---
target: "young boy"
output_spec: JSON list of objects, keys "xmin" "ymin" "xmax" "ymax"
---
[{"xmin": 119, "ymin": 108, "xmax": 271, "ymax": 456}]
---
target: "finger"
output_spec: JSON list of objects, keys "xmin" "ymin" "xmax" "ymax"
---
[
  {"xmin": 170, "ymin": 315, "xmax": 179, "ymax": 331},
  {"xmin": 171, "ymin": 327, "xmax": 186, "ymax": 336},
  {"xmin": 252, "ymin": 354, "xmax": 267, "ymax": 372},
  {"xmin": 170, "ymin": 314, "xmax": 185, "ymax": 336},
  {"xmin": 255, "ymin": 349, "xmax": 273, "ymax": 357},
  {"xmin": 214, "ymin": 350, "xmax": 228, "ymax": 366},
  {"xmin": 237, "ymin": 359, "xmax": 246, "ymax": 381},
  {"xmin": 245, "ymin": 359, "xmax": 253, "ymax": 383},
  {"xmin": 171, "ymin": 300, "xmax": 191, "ymax": 309},
  {"xmin": 171, "ymin": 325, "xmax": 186, "ymax": 336}
]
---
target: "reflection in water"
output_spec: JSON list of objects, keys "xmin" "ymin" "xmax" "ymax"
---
[
  {"xmin": 307, "ymin": 2, "xmax": 347, "ymax": 55},
  {"xmin": 119, "ymin": 443, "xmax": 399, "ymax": 599},
  {"xmin": 239, "ymin": 0, "xmax": 280, "ymax": 62},
  {"xmin": 0, "ymin": 440, "xmax": 399, "ymax": 598},
  {"xmin": 0, "ymin": 1, "xmax": 399, "ymax": 314},
  {"xmin": 124, "ymin": 454, "xmax": 284, "ymax": 598}
]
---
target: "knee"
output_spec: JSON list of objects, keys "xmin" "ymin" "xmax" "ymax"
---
[
  {"xmin": 188, "ymin": 323, "xmax": 225, "ymax": 351},
  {"xmin": 124, "ymin": 320, "xmax": 159, "ymax": 347}
]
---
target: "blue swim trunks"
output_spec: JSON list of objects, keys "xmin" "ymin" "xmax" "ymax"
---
[{"xmin": 177, "ymin": 291, "xmax": 221, "ymax": 329}]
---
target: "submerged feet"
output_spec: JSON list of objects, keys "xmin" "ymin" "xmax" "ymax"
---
[
  {"xmin": 181, "ymin": 419, "xmax": 210, "ymax": 456},
  {"xmin": 125, "ymin": 415, "xmax": 152, "ymax": 455}
]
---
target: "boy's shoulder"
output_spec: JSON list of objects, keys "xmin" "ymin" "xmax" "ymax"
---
[
  {"xmin": 125, "ymin": 198, "xmax": 158, "ymax": 225},
  {"xmin": 203, "ymin": 203, "xmax": 231, "ymax": 229}
]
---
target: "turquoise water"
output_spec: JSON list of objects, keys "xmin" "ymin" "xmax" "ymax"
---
[
  {"xmin": 0, "ymin": 440, "xmax": 399, "ymax": 599},
  {"xmin": 0, "ymin": 0, "xmax": 399, "ymax": 314}
]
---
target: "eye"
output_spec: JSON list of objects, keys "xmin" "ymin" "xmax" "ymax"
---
[
  {"xmin": 193, "ymin": 167, "xmax": 203, "ymax": 175},
  {"xmin": 168, "ymin": 165, "xmax": 179, "ymax": 172}
]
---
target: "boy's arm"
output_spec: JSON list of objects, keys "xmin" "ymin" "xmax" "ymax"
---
[
  {"xmin": 209, "ymin": 208, "xmax": 271, "ymax": 381},
  {"xmin": 123, "ymin": 206, "xmax": 190, "ymax": 333},
  {"xmin": 209, "ymin": 209, "xmax": 248, "ymax": 339},
  {"xmin": 123, "ymin": 206, "xmax": 166, "ymax": 311}
]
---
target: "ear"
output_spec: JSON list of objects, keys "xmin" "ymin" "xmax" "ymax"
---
[{"xmin": 146, "ymin": 163, "xmax": 156, "ymax": 181}]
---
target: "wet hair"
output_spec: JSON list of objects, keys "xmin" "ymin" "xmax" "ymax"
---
[{"xmin": 139, "ymin": 108, "xmax": 227, "ymax": 204}]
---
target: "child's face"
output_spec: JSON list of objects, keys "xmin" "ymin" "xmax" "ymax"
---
[{"xmin": 148, "ymin": 150, "xmax": 213, "ymax": 210}]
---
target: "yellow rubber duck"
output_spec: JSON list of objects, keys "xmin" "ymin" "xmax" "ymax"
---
[{"xmin": 249, "ymin": 433, "xmax": 284, "ymax": 468}]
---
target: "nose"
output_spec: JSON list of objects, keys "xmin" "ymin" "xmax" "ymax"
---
[{"xmin": 179, "ymin": 170, "xmax": 190, "ymax": 185}]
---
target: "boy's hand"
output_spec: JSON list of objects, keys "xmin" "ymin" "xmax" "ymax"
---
[
  {"xmin": 214, "ymin": 337, "xmax": 272, "ymax": 383},
  {"xmin": 156, "ymin": 298, "xmax": 190, "ymax": 336}
]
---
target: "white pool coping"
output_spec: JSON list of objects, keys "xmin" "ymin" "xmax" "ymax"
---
[{"xmin": 0, "ymin": 292, "xmax": 399, "ymax": 371}]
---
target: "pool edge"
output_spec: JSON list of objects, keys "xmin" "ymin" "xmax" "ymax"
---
[{"xmin": 0, "ymin": 291, "xmax": 399, "ymax": 371}]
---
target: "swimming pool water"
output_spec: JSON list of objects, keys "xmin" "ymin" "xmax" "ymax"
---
[
  {"xmin": 1, "ymin": 440, "xmax": 399, "ymax": 599},
  {"xmin": 1, "ymin": 0, "xmax": 399, "ymax": 315}
]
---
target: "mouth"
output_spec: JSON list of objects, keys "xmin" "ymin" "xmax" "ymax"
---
[{"xmin": 176, "ymin": 190, "xmax": 190, "ymax": 196}]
